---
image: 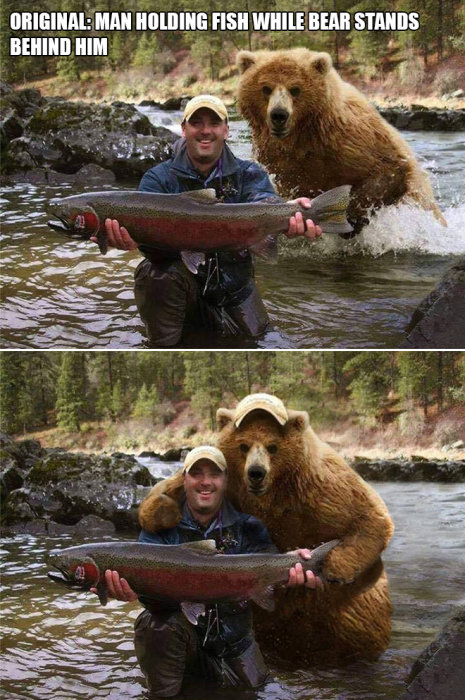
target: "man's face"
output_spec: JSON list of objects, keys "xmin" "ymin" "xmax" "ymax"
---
[
  {"xmin": 182, "ymin": 107, "xmax": 229, "ymax": 170},
  {"xmin": 183, "ymin": 459, "xmax": 227, "ymax": 519}
]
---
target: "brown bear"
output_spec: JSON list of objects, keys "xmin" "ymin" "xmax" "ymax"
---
[
  {"xmin": 139, "ymin": 394, "xmax": 394, "ymax": 664},
  {"xmin": 236, "ymin": 48, "xmax": 446, "ymax": 232}
]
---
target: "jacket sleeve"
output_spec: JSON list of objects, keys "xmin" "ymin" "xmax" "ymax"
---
[
  {"xmin": 138, "ymin": 164, "xmax": 172, "ymax": 193},
  {"xmin": 240, "ymin": 162, "xmax": 283, "ymax": 204},
  {"xmin": 241, "ymin": 515, "xmax": 279, "ymax": 553}
]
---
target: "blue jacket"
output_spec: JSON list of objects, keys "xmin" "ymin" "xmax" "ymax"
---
[
  {"xmin": 139, "ymin": 498, "xmax": 278, "ymax": 657},
  {"xmin": 138, "ymin": 140, "xmax": 282, "ymax": 281},
  {"xmin": 139, "ymin": 139, "xmax": 281, "ymax": 205}
]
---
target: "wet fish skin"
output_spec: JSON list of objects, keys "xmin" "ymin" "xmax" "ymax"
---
[
  {"xmin": 47, "ymin": 539, "xmax": 339, "ymax": 612},
  {"xmin": 46, "ymin": 186, "xmax": 353, "ymax": 257}
]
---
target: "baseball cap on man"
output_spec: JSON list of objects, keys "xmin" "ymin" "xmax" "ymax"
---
[
  {"xmin": 183, "ymin": 445, "xmax": 227, "ymax": 473},
  {"xmin": 182, "ymin": 95, "xmax": 228, "ymax": 124},
  {"xmin": 233, "ymin": 393, "xmax": 288, "ymax": 427}
]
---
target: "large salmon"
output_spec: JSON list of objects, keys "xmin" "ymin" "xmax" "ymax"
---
[
  {"xmin": 46, "ymin": 186, "xmax": 352, "ymax": 263},
  {"xmin": 47, "ymin": 539, "xmax": 339, "ymax": 621}
]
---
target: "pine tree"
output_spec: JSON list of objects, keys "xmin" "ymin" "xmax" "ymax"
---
[{"xmin": 56, "ymin": 353, "xmax": 86, "ymax": 431}]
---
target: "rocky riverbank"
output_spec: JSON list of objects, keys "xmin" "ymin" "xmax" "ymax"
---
[
  {"xmin": 0, "ymin": 83, "xmax": 177, "ymax": 184},
  {"xmin": 2, "ymin": 434, "xmax": 464, "ymax": 535},
  {"xmin": 2, "ymin": 83, "xmax": 464, "ymax": 185},
  {"xmin": 400, "ymin": 608, "xmax": 465, "ymax": 699},
  {"xmin": 402, "ymin": 259, "xmax": 465, "ymax": 349}
]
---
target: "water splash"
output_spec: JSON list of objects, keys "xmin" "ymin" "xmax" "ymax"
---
[{"xmin": 279, "ymin": 200, "xmax": 465, "ymax": 259}]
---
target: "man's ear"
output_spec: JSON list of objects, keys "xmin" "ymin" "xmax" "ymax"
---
[
  {"xmin": 217, "ymin": 408, "xmax": 235, "ymax": 430},
  {"xmin": 285, "ymin": 409, "xmax": 310, "ymax": 433}
]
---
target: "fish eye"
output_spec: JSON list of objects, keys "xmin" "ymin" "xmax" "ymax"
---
[
  {"xmin": 290, "ymin": 86, "xmax": 300, "ymax": 97},
  {"xmin": 262, "ymin": 86, "xmax": 272, "ymax": 96},
  {"xmin": 267, "ymin": 444, "xmax": 277, "ymax": 454},
  {"xmin": 240, "ymin": 443, "xmax": 249, "ymax": 454}
]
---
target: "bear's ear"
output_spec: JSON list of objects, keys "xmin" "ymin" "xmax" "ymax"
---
[
  {"xmin": 217, "ymin": 408, "xmax": 235, "ymax": 430},
  {"xmin": 311, "ymin": 52, "xmax": 332, "ymax": 75},
  {"xmin": 236, "ymin": 50, "xmax": 257, "ymax": 74},
  {"xmin": 286, "ymin": 409, "xmax": 310, "ymax": 433}
]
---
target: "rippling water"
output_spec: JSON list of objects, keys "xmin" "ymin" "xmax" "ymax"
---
[
  {"xmin": 1, "ymin": 482, "xmax": 464, "ymax": 699},
  {"xmin": 1, "ymin": 111, "xmax": 464, "ymax": 348}
]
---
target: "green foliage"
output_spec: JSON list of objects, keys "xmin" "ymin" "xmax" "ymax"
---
[
  {"xmin": 56, "ymin": 353, "xmax": 86, "ymax": 431},
  {"xmin": 344, "ymin": 352, "xmax": 394, "ymax": 419},
  {"xmin": 3, "ymin": 0, "xmax": 463, "ymax": 88},
  {"xmin": 1, "ymin": 351, "xmax": 464, "ymax": 437},
  {"xmin": 132, "ymin": 383, "xmax": 159, "ymax": 421}
]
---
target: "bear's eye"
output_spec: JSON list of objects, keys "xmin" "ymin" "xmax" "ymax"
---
[
  {"xmin": 267, "ymin": 444, "xmax": 277, "ymax": 455},
  {"xmin": 262, "ymin": 86, "xmax": 272, "ymax": 96},
  {"xmin": 239, "ymin": 443, "xmax": 249, "ymax": 454},
  {"xmin": 290, "ymin": 86, "xmax": 300, "ymax": 97}
]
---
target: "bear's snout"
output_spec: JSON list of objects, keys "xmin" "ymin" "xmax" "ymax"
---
[
  {"xmin": 244, "ymin": 444, "xmax": 271, "ymax": 495},
  {"xmin": 247, "ymin": 465, "xmax": 267, "ymax": 483},
  {"xmin": 266, "ymin": 86, "xmax": 293, "ymax": 138}
]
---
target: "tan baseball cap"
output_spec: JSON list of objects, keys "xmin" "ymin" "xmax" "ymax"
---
[
  {"xmin": 182, "ymin": 95, "xmax": 228, "ymax": 124},
  {"xmin": 234, "ymin": 393, "xmax": 288, "ymax": 427},
  {"xmin": 183, "ymin": 445, "xmax": 227, "ymax": 473}
]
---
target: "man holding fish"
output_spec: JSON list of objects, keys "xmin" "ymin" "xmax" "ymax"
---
[
  {"xmin": 94, "ymin": 95, "xmax": 323, "ymax": 347},
  {"xmin": 94, "ymin": 445, "xmax": 323, "ymax": 697}
]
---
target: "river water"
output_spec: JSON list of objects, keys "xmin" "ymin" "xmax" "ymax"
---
[
  {"xmin": 1, "ymin": 481, "xmax": 464, "ymax": 699},
  {"xmin": 1, "ymin": 110, "xmax": 464, "ymax": 348}
]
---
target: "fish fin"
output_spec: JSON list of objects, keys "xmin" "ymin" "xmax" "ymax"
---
[
  {"xmin": 308, "ymin": 185, "xmax": 353, "ymax": 235},
  {"xmin": 181, "ymin": 251, "xmax": 206, "ymax": 274},
  {"xmin": 181, "ymin": 602, "xmax": 206, "ymax": 625},
  {"xmin": 251, "ymin": 586, "xmax": 275, "ymax": 611},
  {"xmin": 180, "ymin": 189, "xmax": 219, "ymax": 205},
  {"xmin": 96, "ymin": 230, "xmax": 108, "ymax": 255},
  {"xmin": 249, "ymin": 234, "xmax": 279, "ymax": 263},
  {"xmin": 179, "ymin": 539, "xmax": 219, "ymax": 555},
  {"xmin": 96, "ymin": 582, "xmax": 108, "ymax": 606}
]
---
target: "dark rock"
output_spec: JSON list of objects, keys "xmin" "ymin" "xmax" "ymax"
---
[
  {"xmin": 378, "ymin": 106, "xmax": 465, "ymax": 131},
  {"xmin": 3, "ymin": 447, "xmax": 155, "ymax": 530},
  {"xmin": 402, "ymin": 260, "xmax": 465, "ymax": 349},
  {"xmin": 400, "ymin": 608, "xmax": 465, "ymax": 699},
  {"xmin": 138, "ymin": 450, "xmax": 161, "ymax": 458},
  {"xmin": 351, "ymin": 458, "xmax": 465, "ymax": 482},
  {"xmin": 0, "ymin": 465, "xmax": 24, "ymax": 498},
  {"xmin": 139, "ymin": 99, "xmax": 161, "ymax": 107},
  {"xmin": 2, "ymin": 88, "xmax": 178, "ymax": 180},
  {"xmin": 75, "ymin": 514, "xmax": 116, "ymax": 535},
  {"xmin": 1, "ymin": 518, "xmax": 48, "ymax": 535},
  {"xmin": 160, "ymin": 448, "xmax": 182, "ymax": 461}
]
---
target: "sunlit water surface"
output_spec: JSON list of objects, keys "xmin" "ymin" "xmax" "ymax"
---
[
  {"xmin": 1, "ymin": 481, "xmax": 464, "ymax": 699},
  {"xmin": 1, "ymin": 110, "xmax": 464, "ymax": 348}
]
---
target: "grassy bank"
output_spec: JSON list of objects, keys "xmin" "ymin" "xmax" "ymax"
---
[
  {"xmin": 12, "ymin": 51, "xmax": 465, "ymax": 110},
  {"xmin": 16, "ymin": 405, "xmax": 465, "ymax": 462}
]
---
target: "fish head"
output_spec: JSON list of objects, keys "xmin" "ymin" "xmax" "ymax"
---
[
  {"xmin": 47, "ymin": 548, "xmax": 100, "ymax": 590},
  {"xmin": 47, "ymin": 198, "xmax": 100, "ymax": 240}
]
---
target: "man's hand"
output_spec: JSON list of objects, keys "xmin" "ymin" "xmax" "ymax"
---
[
  {"xmin": 90, "ymin": 218, "xmax": 139, "ymax": 251},
  {"xmin": 286, "ymin": 548, "xmax": 324, "ymax": 590},
  {"xmin": 90, "ymin": 569, "xmax": 138, "ymax": 602},
  {"xmin": 285, "ymin": 197, "xmax": 323, "ymax": 241}
]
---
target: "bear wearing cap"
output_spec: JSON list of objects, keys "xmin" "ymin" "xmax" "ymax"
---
[{"xmin": 138, "ymin": 394, "xmax": 394, "ymax": 663}]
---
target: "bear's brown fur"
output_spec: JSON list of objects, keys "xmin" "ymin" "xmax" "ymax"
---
[
  {"xmin": 139, "ymin": 403, "xmax": 394, "ymax": 664},
  {"xmin": 235, "ymin": 48, "xmax": 446, "ymax": 231}
]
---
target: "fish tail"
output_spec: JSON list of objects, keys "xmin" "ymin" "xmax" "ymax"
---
[{"xmin": 309, "ymin": 185, "xmax": 353, "ymax": 235}]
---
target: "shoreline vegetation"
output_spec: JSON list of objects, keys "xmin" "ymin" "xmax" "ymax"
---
[
  {"xmin": 10, "ymin": 55, "xmax": 465, "ymax": 111},
  {"xmin": 2, "ymin": 351, "xmax": 464, "ymax": 462}
]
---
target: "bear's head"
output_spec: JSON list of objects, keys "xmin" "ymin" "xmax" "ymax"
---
[
  {"xmin": 236, "ymin": 48, "xmax": 336, "ymax": 138},
  {"xmin": 217, "ymin": 402, "xmax": 314, "ymax": 500}
]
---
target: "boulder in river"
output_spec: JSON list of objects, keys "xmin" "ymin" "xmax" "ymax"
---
[
  {"xmin": 1, "ymin": 438, "xmax": 157, "ymax": 531},
  {"xmin": 400, "ymin": 608, "xmax": 465, "ymax": 699},
  {"xmin": 1, "ymin": 86, "xmax": 178, "ymax": 181},
  {"xmin": 402, "ymin": 260, "xmax": 465, "ymax": 349}
]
